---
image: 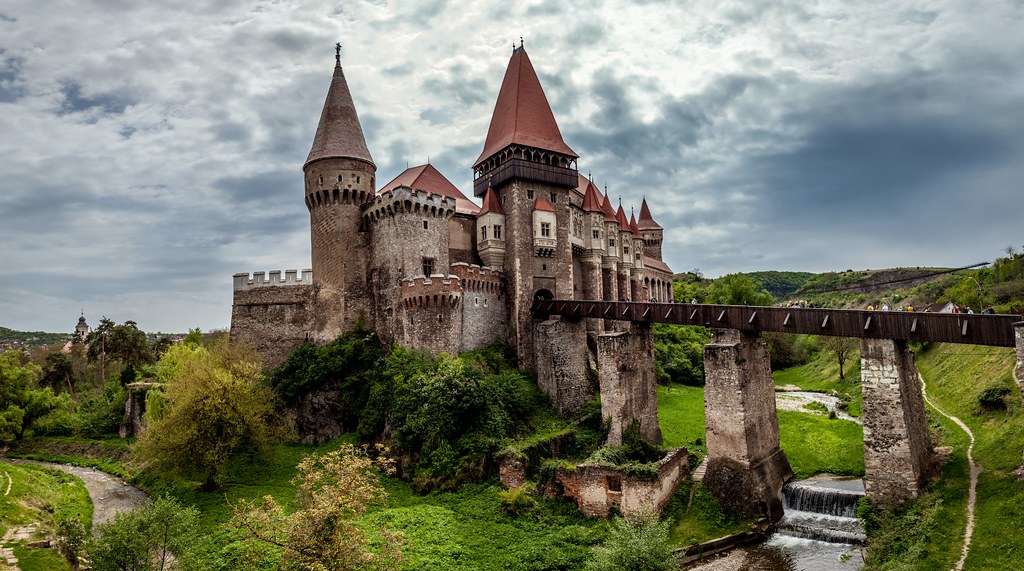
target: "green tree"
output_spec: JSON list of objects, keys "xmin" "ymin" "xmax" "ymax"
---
[
  {"xmin": 825, "ymin": 336, "xmax": 859, "ymax": 380},
  {"xmin": 134, "ymin": 337, "xmax": 287, "ymax": 490},
  {"xmin": 40, "ymin": 351, "xmax": 77, "ymax": 395},
  {"xmin": 704, "ymin": 274, "xmax": 775, "ymax": 306},
  {"xmin": 230, "ymin": 445, "xmax": 403, "ymax": 571},
  {"xmin": 1, "ymin": 350, "xmax": 69, "ymax": 439},
  {"xmin": 86, "ymin": 318, "xmax": 154, "ymax": 372},
  {"xmin": 88, "ymin": 495, "xmax": 200, "ymax": 571},
  {"xmin": 586, "ymin": 511, "xmax": 679, "ymax": 571}
]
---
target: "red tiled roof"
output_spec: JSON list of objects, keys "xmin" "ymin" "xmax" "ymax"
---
[
  {"xmin": 580, "ymin": 179, "xmax": 603, "ymax": 212},
  {"xmin": 616, "ymin": 205, "xmax": 629, "ymax": 231},
  {"xmin": 478, "ymin": 186, "xmax": 503, "ymax": 216},
  {"xmin": 378, "ymin": 164, "xmax": 479, "ymax": 215},
  {"xmin": 534, "ymin": 197, "xmax": 556, "ymax": 212},
  {"xmin": 600, "ymin": 190, "xmax": 618, "ymax": 223},
  {"xmin": 638, "ymin": 198, "xmax": 662, "ymax": 230},
  {"xmin": 473, "ymin": 47, "xmax": 577, "ymax": 168},
  {"xmin": 629, "ymin": 213, "xmax": 641, "ymax": 237},
  {"xmin": 644, "ymin": 257, "xmax": 672, "ymax": 273},
  {"xmin": 305, "ymin": 63, "xmax": 374, "ymax": 168}
]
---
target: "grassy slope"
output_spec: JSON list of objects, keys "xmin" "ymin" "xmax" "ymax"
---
[
  {"xmin": 0, "ymin": 462, "xmax": 92, "ymax": 571},
  {"xmin": 915, "ymin": 343, "xmax": 1024, "ymax": 570},
  {"xmin": 773, "ymin": 348, "xmax": 864, "ymax": 417}
]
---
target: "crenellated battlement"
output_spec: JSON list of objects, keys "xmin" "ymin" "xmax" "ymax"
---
[
  {"xmin": 363, "ymin": 185, "xmax": 457, "ymax": 225},
  {"xmin": 305, "ymin": 186, "xmax": 375, "ymax": 211},
  {"xmin": 402, "ymin": 273, "xmax": 463, "ymax": 308},
  {"xmin": 450, "ymin": 263, "xmax": 504, "ymax": 294},
  {"xmin": 233, "ymin": 269, "xmax": 314, "ymax": 291}
]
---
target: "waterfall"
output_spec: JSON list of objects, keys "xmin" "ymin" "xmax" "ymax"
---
[{"xmin": 775, "ymin": 478, "xmax": 867, "ymax": 545}]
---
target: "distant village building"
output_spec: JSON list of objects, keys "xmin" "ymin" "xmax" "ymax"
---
[
  {"xmin": 230, "ymin": 45, "xmax": 673, "ymax": 368},
  {"xmin": 75, "ymin": 312, "xmax": 90, "ymax": 339}
]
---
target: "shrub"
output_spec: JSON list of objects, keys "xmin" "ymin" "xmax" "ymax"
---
[
  {"xmin": 586, "ymin": 511, "xmax": 680, "ymax": 571},
  {"xmin": 977, "ymin": 384, "xmax": 1012, "ymax": 412},
  {"xmin": 499, "ymin": 484, "xmax": 539, "ymax": 517}
]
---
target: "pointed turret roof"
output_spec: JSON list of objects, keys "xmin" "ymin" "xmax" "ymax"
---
[
  {"xmin": 378, "ymin": 164, "xmax": 478, "ymax": 215},
  {"xmin": 473, "ymin": 47, "xmax": 577, "ymax": 168},
  {"xmin": 479, "ymin": 186, "xmax": 503, "ymax": 216},
  {"xmin": 600, "ymin": 190, "xmax": 618, "ymax": 223},
  {"xmin": 637, "ymin": 198, "xmax": 663, "ymax": 230},
  {"xmin": 616, "ymin": 204, "xmax": 629, "ymax": 231},
  {"xmin": 305, "ymin": 53, "xmax": 374, "ymax": 168},
  {"xmin": 629, "ymin": 213, "xmax": 641, "ymax": 237},
  {"xmin": 581, "ymin": 179, "xmax": 603, "ymax": 212}
]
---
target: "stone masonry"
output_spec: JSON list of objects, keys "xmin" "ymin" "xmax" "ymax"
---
[
  {"xmin": 534, "ymin": 317, "xmax": 595, "ymax": 416},
  {"xmin": 702, "ymin": 329, "xmax": 792, "ymax": 522},
  {"xmin": 1014, "ymin": 322, "xmax": 1024, "ymax": 403},
  {"xmin": 860, "ymin": 338, "xmax": 935, "ymax": 503},
  {"xmin": 555, "ymin": 447, "xmax": 689, "ymax": 519},
  {"xmin": 597, "ymin": 325, "xmax": 661, "ymax": 446}
]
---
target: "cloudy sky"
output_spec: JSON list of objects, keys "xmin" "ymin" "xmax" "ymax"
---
[{"xmin": 2, "ymin": 0, "xmax": 1022, "ymax": 333}]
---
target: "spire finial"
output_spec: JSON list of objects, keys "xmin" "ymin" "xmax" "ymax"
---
[
  {"xmin": 520, "ymin": 37, "xmax": 524, "ymax": 49},
  {"xmin": 335, "ymin": 42, "xmax": 341, "ymax": 67}
]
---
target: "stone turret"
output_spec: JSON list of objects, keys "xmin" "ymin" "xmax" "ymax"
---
[
  {"xmin": 637, "ymin": 197, "xmax": 664, "ymax": 261},
  {"xmin": 304, "ymin": 45, "xmax": 377, "ymax": 340},
  {"xmin": 477, "ymin": 186, "xmax": 506, "ymax": 268}
]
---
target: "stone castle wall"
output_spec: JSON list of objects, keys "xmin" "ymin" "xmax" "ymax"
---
[
  {"xmin": 534, "ymin": 318, "xmax": 594, "ymax": 416},
  {"xmin": 230, "ymin": 271, "xmax": 316, "ymax": 368},
  {"xmin": 597, "ymin": 325, "xmax": 661, "ymax": 445},
  {"xmin": 453, "ymin": 263, "xmax": 506, "ymax": 351},
  {"xmin": 400, "ymin": 274, "xmax": 462, "ymax": 355}
]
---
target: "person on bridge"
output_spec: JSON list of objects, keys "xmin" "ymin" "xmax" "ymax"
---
[{"xmin": 867, "ymin": 304, "xmax": 875, "ymax": 311}]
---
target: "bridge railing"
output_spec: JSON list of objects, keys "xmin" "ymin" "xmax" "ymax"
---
[{"xmin": 531, "ymin": 300, "xmax": 1022, "ymax": 347}]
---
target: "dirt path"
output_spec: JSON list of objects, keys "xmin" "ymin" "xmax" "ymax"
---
[
  {"xmin": 7, "ymin": 460, "xmax": 147, "ymax": 529},
  {"xmin": 919, "ymin": 374, "xmax": 978, "ymax": 571}
]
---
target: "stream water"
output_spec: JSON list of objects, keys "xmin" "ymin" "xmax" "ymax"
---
[{"xmin": 688, "ymin": 476, "xmax": 866, "ymax": 570}]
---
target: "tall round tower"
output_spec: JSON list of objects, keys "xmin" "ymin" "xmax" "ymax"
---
[{"xmin": 303, "ymin": 44, "xmax": 377, "ymax": 340}]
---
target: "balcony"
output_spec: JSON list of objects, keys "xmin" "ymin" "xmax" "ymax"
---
[{"xmin": 474, "ymin": 158, "xmax": 578, "ymax": 196}]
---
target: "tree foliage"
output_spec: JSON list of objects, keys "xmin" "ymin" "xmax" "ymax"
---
[
  {"xmin": 87, "ymin": 495, "xmax": 200, "ymax": 571},
  {"xmin": 586, "ymin": 511, "xmax": 680, "ymax": 571},
  {"xmin": 653, "ymin": 324, "xmax": 709, "ymax": 386},
  {"xmin": 230, "ymin": 445, "xmax": 403, "ymax": 571},
  {"xmin": 86, "ymin": 318, "xmax": 154, "ymax": 372},
  {"xmin": 824, "ymin": 336, "xmax": 859, "ymax": 380},
  {"xmin": 704, "ymin": 274, "xmax": 775, "ymax": 306},
  {"xmin": 0, "ymin": 350, "xmax": 69, "ymax": 439},
  {"xmin": 134, "ymin": 336, "xmax": 288, "ymax": 489}
]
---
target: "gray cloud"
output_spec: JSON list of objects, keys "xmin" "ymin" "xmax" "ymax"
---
[{"xmin": 1, "ymin": 0, "xmax": 1022, "ymax": 332}]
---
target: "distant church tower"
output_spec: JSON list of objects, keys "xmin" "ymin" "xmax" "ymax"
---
[
  {"xmin": 304, "ymin": 44, "xmax": 377, "ymax": 340},
  {"xmin": 75, "ymin": 312, "xmax": 89, "ymax": 339},
  {"xmin": 472, "ymin": 44, "xmax": 579, "ymax": 369}
]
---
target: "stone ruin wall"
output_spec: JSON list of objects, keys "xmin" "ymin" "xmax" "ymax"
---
[
  {"xmin": 230, "ymin": 270, "xmax": 316, "ymax": 369},
  {"xmin": 555, "ymin": 447, "xmax": 690, "ymax": 519}
]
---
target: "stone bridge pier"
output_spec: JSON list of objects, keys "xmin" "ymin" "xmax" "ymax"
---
[
  {"xmin": 1014, "ymin": 322, "xmax": 1024, "ymax": 403},
  {"xmin": 861, "ymin": 338, "xmax": 935, "ymax": 503},
  {"xmin": 534, "ymin": 317, "xmax": 596, "ymax": 416},
  {"xmin": 703, "ymin": 329, "xmax": 792, "ymax": 522},
  {"xmin": 597, "ymin": 324, "xmax": 662, "ymax": 446}
]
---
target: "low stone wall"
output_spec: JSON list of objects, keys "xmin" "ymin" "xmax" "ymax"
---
[{"xmin": 555, "ymin": 447, "xmax": 689, "ymax": 518}]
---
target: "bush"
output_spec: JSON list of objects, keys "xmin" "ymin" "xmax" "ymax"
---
[
  {"xmin": 977, "ymin": 384, "xmax": 1012, "ymax": 412},
  {"xmin": 586, "ymin": 511, "xmax": 680, "ymax": 571},
  {"xmin": 499, "ymin": 484, "xmax": 539, "ymax": 517}
]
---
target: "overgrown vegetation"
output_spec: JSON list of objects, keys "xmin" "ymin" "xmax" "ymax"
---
[{"xmin": 586, "ymin": 511, "xmax": 680, "ymax": 571}]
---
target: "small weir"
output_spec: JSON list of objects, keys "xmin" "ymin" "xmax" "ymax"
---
[{"xmin": 758, "ymin": 476, "xmax": 866, "ymax": 570}]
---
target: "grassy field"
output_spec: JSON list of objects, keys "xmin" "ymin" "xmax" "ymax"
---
[
  {"xmin": 773, "ymin": 348, "xmax": 864, "ymax": 417},
  {"xmin": 0, "ymin": 461, "xmax": 92, "ymax": 571},
  {"xmin": 913, "ymin": 342, "xmax": 1024, "ymax": 570}
]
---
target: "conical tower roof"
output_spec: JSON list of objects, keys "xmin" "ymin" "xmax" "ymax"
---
[
  {"xmin": 616, "ymin": 204, "xmax": 629, "ymax": 231},
  {"xmin": 600, "ymin": 190, "xmax": 618, "ymax": 223},
  {"xmin": 581, "ymin": 179, "xmax": 603, "ymax": 212},
  {"xmin": 629, "ymin": 213, "xmax": 641, "ymax": 237},
  {"xmin": 305, "ymin": 50, "xmax": 374, "ymax": 168},
  {"xmin": 473, "ymin": 46, "xmax": 577, "ymax": 168},
  {"xmin": 638, "ymin": 198, "xmax": 663, "ymax": 230},
  {"xmin": 479, "ymin": 186, "xmax": 503, "ymax": 216}
]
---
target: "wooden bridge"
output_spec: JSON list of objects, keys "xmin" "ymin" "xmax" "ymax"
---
[{"xmin": 532, "ymin": 300, "xmax": 1022, "ymax": 347}]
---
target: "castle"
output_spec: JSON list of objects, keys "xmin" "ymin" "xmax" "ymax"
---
[{"xmin": 229, "ymin": 44, "xmax": 673, "ymax": 378}]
